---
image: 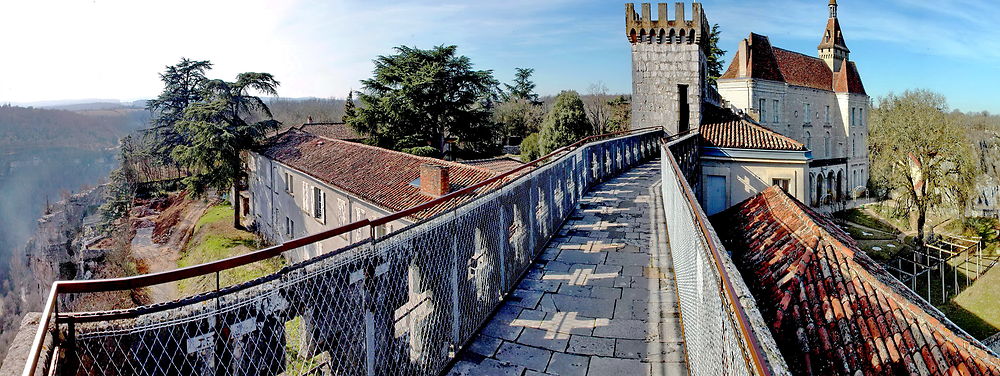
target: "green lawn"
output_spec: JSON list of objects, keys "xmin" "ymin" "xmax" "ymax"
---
[
  {"xmin": 946, "ymin": 260, "xmax": 1000, "ymax": 339},
  {"xmin": 837, "ymin": 208, "xmax": 901, "ymax": 235},
  {"xmin": 177, "ymin": 203, "xmax": 284, "ymax": 295}
]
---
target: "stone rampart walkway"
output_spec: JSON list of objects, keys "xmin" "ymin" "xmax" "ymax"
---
[{"xmin": 447, "ymin": 159, "xmax": 687, "ymax": 376}]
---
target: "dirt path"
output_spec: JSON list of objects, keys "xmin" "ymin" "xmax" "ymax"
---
[{"xmin": 130, "ymin": 197, "xmax": 212, "ymax": 303}]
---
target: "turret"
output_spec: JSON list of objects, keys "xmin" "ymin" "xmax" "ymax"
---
[
  {"xmin": 625, "ymin": 3, "xmax": 710, "ymax": 134},
  {"xmin": 817, "ymin": 0, "xmax": 850, "ymax": 72}
]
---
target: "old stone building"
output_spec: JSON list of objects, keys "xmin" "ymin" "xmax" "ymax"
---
[
  {"xmin": 627, "ymin": 0, "xmax": 869, "ymax": 214},
  {"xmin": 626, "ymin": 2, "xmax": 711, "ymax": 135},
  {"xmin": 717, "ymin": 0, "xmax": 870, "ymax": 208},
  {"xmin": 245, "ymin": 127, "xmax": 500, "ymax": 262}
]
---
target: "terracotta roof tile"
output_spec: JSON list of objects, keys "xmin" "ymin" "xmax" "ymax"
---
[
  {"xmin": 720, "ymin": 33, "xmax": 866, "ymax": 95},
  {"xmin": 258, "ymin": 129, "xmax": 499, "ymax": 220},
  {"xmin": 772, "ymin": 47, "xmax": 834, "ymax": 92},
  {"xmin": 460, "ymin": 156, "xmax": 529, "ymax": 174},
  {"xmin": 700, "ymin": 118, "xmax": 806, "ymax": 151},
  {"xmin": 299, "ymin": 122, "xmax": 363, "ymax": 141},
  {"xmin": 714, "ymin": 186, "xmax": 1000, "ymax": 375},
  {"xmin": 834, "ymin": 61, "xmax": 867, "ymax": 95}
]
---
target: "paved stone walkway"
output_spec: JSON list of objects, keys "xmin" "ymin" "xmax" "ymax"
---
[{"xmin": 448, "ymin": 159, "xmax": 687, "ymax": 376}]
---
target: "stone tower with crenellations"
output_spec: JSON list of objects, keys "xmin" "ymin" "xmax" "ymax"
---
[{"xmin": 625, "ymin": 2, "xmax": 711, "ymax": 134}]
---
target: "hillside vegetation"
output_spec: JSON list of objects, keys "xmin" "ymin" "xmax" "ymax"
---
[{"xmin": 0, "ymin": 105, "xmax": 147, "ymax": 151}]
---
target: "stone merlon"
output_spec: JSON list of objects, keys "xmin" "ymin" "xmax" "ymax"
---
[{"xmin": 625, "ymin": 2, "xmax": 709, "ymax": 46}]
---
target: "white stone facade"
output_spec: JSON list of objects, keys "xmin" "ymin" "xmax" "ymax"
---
[{"xmin": 717, "ymin": 78, "xmax": 869, "ymax": 206}]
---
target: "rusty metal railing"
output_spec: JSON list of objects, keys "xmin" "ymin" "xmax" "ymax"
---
[
  {"xmin": 22, "ymin": 126, "xmax": 664, "ymax": 376},
  {"xmin": 660, "ymin": 133, "xmax": 788, "ymax": 376}
]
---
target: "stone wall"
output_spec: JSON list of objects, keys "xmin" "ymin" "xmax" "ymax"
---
[{"xmin": 630, "ymin": 42, "xmax": 705, "ymax": 133}]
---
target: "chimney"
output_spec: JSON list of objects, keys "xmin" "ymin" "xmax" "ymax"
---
[
  {"xmin": 419, "ymin": 164, "xmax": 449, "ymax": 197},
  {"xmin": 738, "ymin": 38, "xmax": 749, "ymax": 77}
]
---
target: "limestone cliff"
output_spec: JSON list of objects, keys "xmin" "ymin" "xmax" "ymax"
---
[{"xmin": 0, "ymin": 185, "xmax": 105, "ymax": 369}]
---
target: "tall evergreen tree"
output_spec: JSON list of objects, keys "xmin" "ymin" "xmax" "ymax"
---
[
  {"xmin": 346, "ymin": 45, "xmax": 499, "ymax": 156},
  {"xmin": 706, "ymin": 24, "xmax": 727, "ymax": 86},
  {"xmin": 503, "ymin": 67, "xmax": 540, "ymax": 104},
  {"xmin": 171, "ymin": 73, "xmax": 281, "ymax": 228},
  {"xmin": 342, "ymin": 90, "xmax": 356, "ymax": 122},
  {"xmin": 145, "ymin": 58, "xmax": 213, "ymax": 161}
]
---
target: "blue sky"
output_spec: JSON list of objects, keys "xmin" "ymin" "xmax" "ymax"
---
[{"xmin": 1, "ymin": 0, "xmax": 997, "ymax": 113}]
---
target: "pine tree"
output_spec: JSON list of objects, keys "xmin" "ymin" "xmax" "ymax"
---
[
  {"xmin": 342, "ymin": 90, "xmax": 356, "ymax": 122},
  {"xmin": 706, "ymin": 24, "xmax": 727, "ymax": 86}
]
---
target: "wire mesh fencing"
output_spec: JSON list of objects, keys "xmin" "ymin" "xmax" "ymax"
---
[
  {"xmin": 660, "ymin": 134, "xmax": 788, "ymax": 376},
  {"xmin": 46, "ymin": 130, "xmax": 663, "ymax": 376}
]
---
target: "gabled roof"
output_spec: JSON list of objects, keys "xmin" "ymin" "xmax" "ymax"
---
[
  {"xmin": 714, "ymin": 187, "xmax": 1000, "ymax": 375},
  {"xmin": 772, "ymin": 47, "xmax": 834, "ymax": 92},
  {"xmin": 298, "ymin": 122, "xmax": 362, "ymax": 141},
  {"xmin": 258, "ymin": 129, "xmax": 499, "ymax": 219},
  {"xmin": 719, "ymin": 33, "xmax": 865, "ymax": 94},
  {"xmin": 834, "ymin": 61, "xmax": 867, "ymax": 95},
  {"xmin": 701, "ymin": 118, "xmax": 806, "ymax": 151}
]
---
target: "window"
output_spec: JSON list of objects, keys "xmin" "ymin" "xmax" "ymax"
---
[
  {"xmin": 824, "ymin": 131, "xmax": 831, "ymax": 157},
  {"xmin": 803, "ymin": 103, "xmax": 811, "ymax": 124},
  {"xmin": 850, "ymin": 108, "xmax": 855, "ymax": 126},
  {"xmin": 772, "ymin": 100, "xmax": 780, "ymax": 123},
  {"xmin": 825, "ymin": 106, "xmax": 830, "ymax": 123},
  {"xmin": 285, "ymin": 217, "xmax": 294, "ymax": 236},
  {"xmin": 805, "ymin": 131, "xmax": 812, "ymax": 149},
  {"xmin": 313, "ymin": 186, "xmax": 326, "ymax": 222},
  {"xmin": 284, "ymin": 172, "xmax": 293, "ymax": 193},
  {"xmin": 759, "ymin": 99, "xmax": 767, "ymax": 123},
  {"xmin": 858, "ymin": 108, "xmax": 864, "ymax": 126},
  {"xmin": 772, "ymin": 178, "xmax": 790, "ymax": 193},
  {"xmin": 353, "ymin": 207, "xmax": 367, "ymax": 239}
]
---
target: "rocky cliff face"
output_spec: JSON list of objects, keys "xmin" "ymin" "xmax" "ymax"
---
[{"xmin": 0, "ymin": 185, "xmax": 105, "ymax": 369}]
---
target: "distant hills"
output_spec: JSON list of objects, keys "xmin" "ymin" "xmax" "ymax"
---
[{"xmin": 0, "ymin": 105, "xmax": 148, "ymax": 152}]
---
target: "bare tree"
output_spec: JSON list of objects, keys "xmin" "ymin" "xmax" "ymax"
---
[{"xmin": 584, "ymin": 82, "xmax": 611, "ymax": 135}]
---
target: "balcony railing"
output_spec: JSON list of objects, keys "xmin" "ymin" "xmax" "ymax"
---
[
  {"xmin": 22, "ymin": 128, "xmax": 664, "ymax": 376},
  {"xmin": 661, "ymin": 132, "xmax": 789, "ymax": 376}
]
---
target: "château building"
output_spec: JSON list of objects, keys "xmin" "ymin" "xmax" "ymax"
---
[{"xmin": 717, "ymin": 0, "xmax": 869, "ymax": 208}]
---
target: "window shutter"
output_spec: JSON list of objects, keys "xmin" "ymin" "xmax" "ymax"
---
[
  {"xmin": 321, "ymin": 191, "xmax": 327, "ymax": 223},
  {"xmin": 302, "ymin": 181, "xmax": 309, "ymax": 210}
]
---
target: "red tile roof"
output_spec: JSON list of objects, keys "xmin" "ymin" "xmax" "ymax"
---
[
  {"xmin": 298, "ymin": 122, "xmax": 362, "ymax": 141},
  {"xmin": 715, "ymin": 186, "xmax": 1000, "ymax": 375},
  {"xmin": 720, "ymin": 33, "xmax": 865, "ymax": 94},
  {"xmin": 772, "ymin": 48, "xmax": 834, "ymax": 92},
  {"xmin": 258, "ymin": 129, "xmax": 499, "ymax": 219},
  {"xmin": 460, "ymin": 156, "xmax": 528, "ymax": 174},
  {"xmin": 834, "ymin": 61, "xmax": 867, "ymax": 95},
  {"xmin": 700, "ymin": 119, "xmax": 806, "ymax": 151}
]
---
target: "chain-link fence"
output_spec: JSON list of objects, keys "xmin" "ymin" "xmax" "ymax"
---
[
  {"xmin": 660, "ymin": 134, "xmax": 789, "ymax": 376},
  {"xmin": 37, "ymin": 130, "xmax": 663, "ymax": 376}
]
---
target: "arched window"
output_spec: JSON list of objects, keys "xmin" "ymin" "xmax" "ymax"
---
[
  {"xmin": 678, "ymin": 29, "xmax": 686, "ymax": 44},
  {"xmin": 658, "ymin": 29, "xmax": 665, "ymax": 44},
  {"xmin": 824, "ymin": 131, "xmax": 831, "ymax": 157},
  {"xmin": 688, "ymin": 29, "xmax": 696, "ymax": 44},
  {"xmin": 805, "ymin": 131, "xmax": 812, "ymax": 149}
]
